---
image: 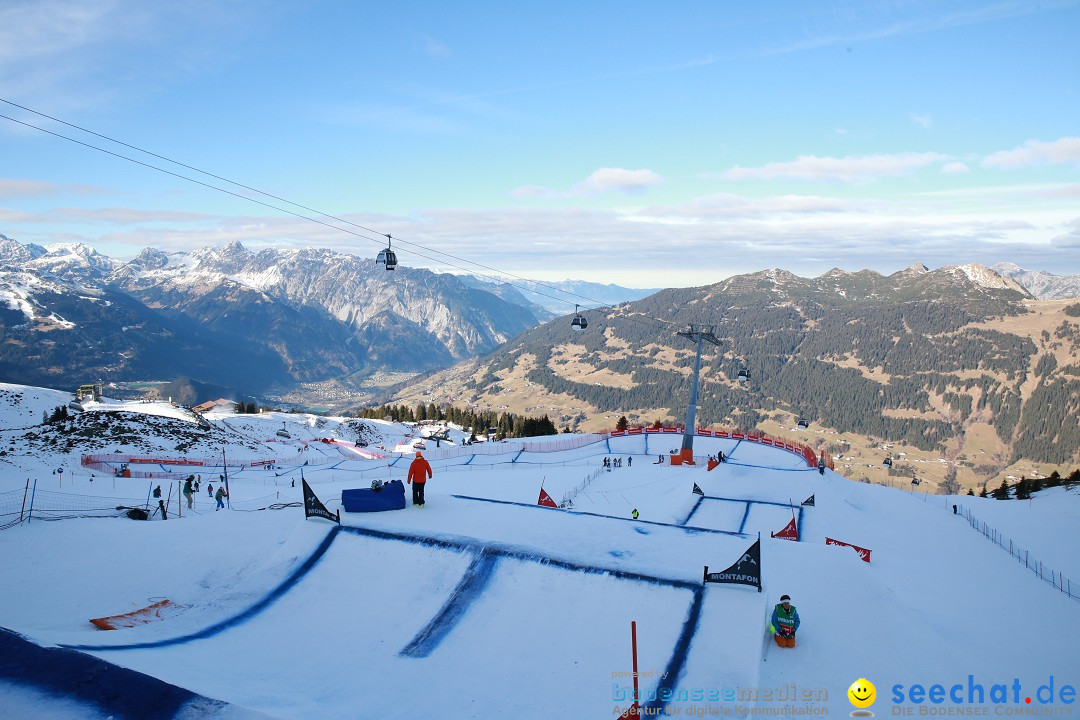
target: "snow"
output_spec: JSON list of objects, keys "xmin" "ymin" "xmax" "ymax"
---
[{"xmin": 0, "ymin": 386, "xmax": 1078, "ymax": 718}]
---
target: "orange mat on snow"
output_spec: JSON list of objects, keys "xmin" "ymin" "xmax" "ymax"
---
[{"xmin": 89, "ymin": 599, "xmax": 186, "ymax": 630}]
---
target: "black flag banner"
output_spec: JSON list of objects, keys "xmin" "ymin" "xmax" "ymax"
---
[
  {"xmin": 703, "ymin": 539, "xmax": 762, "ymax": 592},
  {"xmin": 303, "ymin": 479, "xmax": 340, "ymax": 524},
  {"xmin": 802, "ymin": 494, "xmax": 815, "ymax": 507},
  {"xmin": 692, "ymin": 483, "xmax": 704, "ymax": 496}
]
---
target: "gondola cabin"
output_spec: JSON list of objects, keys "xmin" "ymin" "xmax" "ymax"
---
[
  {"xmin": 883, "ymin": 457, "xmax": 893, "ymax": 468},
  {"xmin": 276, "ymin": 422, "xmax": 291, "ymax": 439},
  {"xmin": 796, "ymin": 418, "xmax": 810, "ymax": 429},
  {"xmin": 737, "ymin": 368, "xmax": 750, "ymax": 383},
  {"xmin": 376, "ymin": 234, "xmax": 397, "ymax": 271},
  {"xmin": 571, "ymin": 304, "xmax": 587, "ymax": 332}
]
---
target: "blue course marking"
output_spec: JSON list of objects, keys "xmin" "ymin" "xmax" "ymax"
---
[
  {"xmin": 722, "ymin": 460, "xmax": 816, "ymax": 473},
  {"xmin": 642, "ymin": 587, "xmax": 706, "ymax": 717},
  {"xmin": 0, "ymin": 626, "xmax": 217, "ymax": 720},
  {"xmin": 60, "ymin": 526, "xmax": 343, "ymax": 652},
  {"xmin": 399, "ymin": 550, "xmax": 500, "ymax": 658},
  {"xmin": 706, "ymin": 495, "xmax": 801, "ymax": 509},
  {"xmin": 729, "ymin": 439, "xmax": 743, "ymax": 457},
  {"xmin": 340, "ymin": 525, "xmax": 700, "ymax": 591},
  {"xmin": 796, "ymin": 505, "xmax": 804, "ymax": 541},
  {"xmin": 464, "ymin": 454, "xmax": 476, "ymax": 465},
  {"xmin": 737, "ymin": 502, "xmax": 752, "ymax": 534},
  {"xmin": 452, "ymin": 494, "xmax": 746, "ymax": 537},
  {"xmin": 388, "ymin": 457, "xmax": 402, "ymax": 467},
  {"xmin": 512, "ymin": 449, "xmax": 523, "ymax": 464},
  {"xmin": 644, "ymin": 434, "xmax": 649, "ymax": 456},
  {"xmin": 605, "ymin": 437, "xmax": 612, "ymax": 454},
  {"xmin": 680, "ymin": 496, "xmax": 704, "ymax": 526}
]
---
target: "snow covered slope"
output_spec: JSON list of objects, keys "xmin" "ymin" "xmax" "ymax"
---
[{"xmin": 0, "ymin": 390, "xmax": 1077, "ymax": 718}]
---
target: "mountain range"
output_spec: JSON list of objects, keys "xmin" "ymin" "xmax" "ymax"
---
[
  {"xmin": 390, "ymin": 262, "xmax": 1080, "ymax": 488},
  {"xmin": 0, "ymin": 236, "xmax": 554, "ymax": 398}
]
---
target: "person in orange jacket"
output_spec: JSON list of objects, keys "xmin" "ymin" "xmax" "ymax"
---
[{"xmin": 407, "ymin": 451, "xmax": 432, "ymax": 507}]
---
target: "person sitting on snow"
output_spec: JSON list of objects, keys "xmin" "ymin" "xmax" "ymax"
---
[{"xmin": 771, "ymin": 594, "xmax": 800, "ymax": 648}]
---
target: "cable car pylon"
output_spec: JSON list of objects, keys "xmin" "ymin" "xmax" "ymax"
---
[{"xmin": 672, "ymin": 325, "xmax": 722, "ymax": 466}]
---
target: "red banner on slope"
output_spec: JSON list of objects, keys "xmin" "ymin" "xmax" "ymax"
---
[
  {"xmin": 771, "ymin": 517, "xmax": 799, "ymax": 541},
  {"xmin": 538, "ymin": 487, "xmax": 558, "ymax": 508},
  {"xmin": 826, "ymin": 537, "xmax": 871, "ymax": 563}
]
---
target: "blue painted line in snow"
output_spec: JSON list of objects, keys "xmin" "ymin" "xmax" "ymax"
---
[
  {"xmin": 644, "ymin": 434, "xmax": 649, "ymax": 456},
  {"xmin": 0, "ymin": 626, "xmax": 219, "ymax": 720},
  {"xmin": 729, "ymin": 439, "xmax": 743, "ymax": 457},
  {"xmin": 706, "ymin": 495, "xmax": 802, "ymax": 509},
  {"xmin": 737, "ymin": 502, "xmax": 752, "ymax": 534},
  {"xmin": 680, "ymin": 496, "xmax": 704, "ymax": 526},
  {"xmin": 796, "ymin": 505, "xmax": 804, "ymax": 541},
  {"xmin": 340, "ymin": 524, "xmax": 703, "ymax": 591},
  {"xmin": 452, "ymin": 494, "xmax": 746, "ymax": 538},
  {"xmin": 464, "ymin": 454, "xmax": 475, "ymax": 465},
  {"xmin": 642, "ymin": 587, "xmax": 706, "ymax": 717},
  {"xmin": 59, "ymin": 526, "xmax": 343, "ymax": 652},
  {"xmin": 511, "ymin": 449, "xmax": 523, "ymax": 463},
  {"xmin": 720, "ymin": 460, "xmax": 815, "ymax": 473},
  {"xmin": 399, "ymin": 550, "xmax": 500, "ymax": 658},
  {"xmin": 605, "ymin": 437, "xmax": 612, "ymax": 454},
  {"xmin": 388, "ymin": 457, "xmax": 401, "ymax": 467}
]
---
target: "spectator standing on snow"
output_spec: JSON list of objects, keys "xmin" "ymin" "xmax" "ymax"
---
[
  {"xmin": 407, "ymin": 451, "xmax": 433, "ymax": 507},
  {"xmin": 214, "ymin": 485, "xmax": 228, "ymax": 511},
  {"xmin": 152, "ymin": 485, "xmax": 162, "ymax": 499},
  {"xmin": 627, "ymin": 456, "xmax": 632, "ymax": 467},
  {"xmin": 207, "ymin": 483, "xmax": 214, "ymax": 497},
  {"xmin": 183, "ymin": 476, "xmax": 194, "ymax": 509}
]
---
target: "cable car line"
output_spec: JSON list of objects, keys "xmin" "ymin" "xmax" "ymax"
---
[{"xmin": 0, "ymin": 98, "xmax": 676, "ymax": 333}]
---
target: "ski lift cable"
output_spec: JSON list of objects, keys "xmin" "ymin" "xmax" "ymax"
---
[
  {"xmin": 0, "ymin": 109, "xmax": 631, "ymax": 323},
  {"xmin": 0, "ymin": 98, "xmax": 675, "ymax": 330}
]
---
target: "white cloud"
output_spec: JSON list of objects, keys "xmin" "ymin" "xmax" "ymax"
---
[
  {"xmin": 910, "ymin": 113, "xmax": 933, "ymax": 129},
  {"xmin": 720, "ymin": 152, "xmax": 951, "ymax": 182},
  {"xmin": 575, "ymin": 168, "xmax": 663, "ymax": 195},
  {"xmin": 941, "ymin": 162, "xmax": 970, "ymax": 175},
  {"xmin": 981, "ymin": 137, "xmax": 1080, "ymax": 169},
  {"xmin": 512, "ymin": 168, "xmax": 664, "ymax": 199}
]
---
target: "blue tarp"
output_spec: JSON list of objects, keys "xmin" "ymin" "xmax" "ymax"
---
[{"xmin": 342, "ymin": 480, "xmax": 407, "ymax": 512}]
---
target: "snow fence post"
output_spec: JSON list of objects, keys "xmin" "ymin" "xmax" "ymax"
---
[{"xmin": 27, "ymin": 480, "xmax": 37, "ymax": 524}]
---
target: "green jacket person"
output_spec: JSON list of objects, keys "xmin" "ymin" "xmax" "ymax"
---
[{"xmin": 770, "ymin": 594, "xmax": 800, "ymax": 648}]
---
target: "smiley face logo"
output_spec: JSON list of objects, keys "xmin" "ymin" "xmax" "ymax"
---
[{"xmin": 848, "ymin": 678, "xmax": 876, "ymax": 710}]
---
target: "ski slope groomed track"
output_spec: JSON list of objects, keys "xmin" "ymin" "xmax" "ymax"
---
[{"xmin": 1, "ymin": 430, "xmax": 1078, "ymax": 718}]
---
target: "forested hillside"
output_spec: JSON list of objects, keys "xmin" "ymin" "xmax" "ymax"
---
[{"xmin": 390, "ymin": 266, "xmax": 1080, "ymax": 489}]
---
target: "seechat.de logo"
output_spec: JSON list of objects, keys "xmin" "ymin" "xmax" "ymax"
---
[{"xmin": 848, "ymin": 678, "xmax": 877, "ymax": 717}]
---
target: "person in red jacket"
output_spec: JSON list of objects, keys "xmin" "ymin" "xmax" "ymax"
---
[{"xmin": 407, "ymin": 451, "xmax": 432, "ymax": 507}]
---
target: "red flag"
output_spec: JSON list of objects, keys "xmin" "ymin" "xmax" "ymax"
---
[
  {"xmin": 770, "ymin": 517, "xmax": 799, "ymax": 541},
  {"xmin": 826, "ymin": 537, "xmax": 871, "ymax": 563},
  {"xmin": 538, "ymin": 487, "xmax": 558, "ymax": 508}
]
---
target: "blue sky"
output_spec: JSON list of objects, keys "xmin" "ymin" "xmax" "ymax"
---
[{"xmin": 0, "ymin": 0, "xmax": 1078, "ymax": 289}]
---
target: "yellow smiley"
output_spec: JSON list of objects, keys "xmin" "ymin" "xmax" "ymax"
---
[{"xmin": 848, "ymin": 678, "xmax": 876, "ymax": 709}]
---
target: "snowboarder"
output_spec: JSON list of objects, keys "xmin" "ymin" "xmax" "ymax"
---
[
  {"xmin": 770, "ymin": 594, "xmax": 800, "ymax": 648},
  {"xmin": 818, "ymin": 458, "xmax": 826, "ymax": 475},
  {"xmin": 152, "ymin": 485, "xmax": 162, "ymax": 499},
  {"xmin": 718, "ymin": 451, "xmax": 726, "ymax": 463},
  {"xmin": 183, "ymin": 476, "xmax": 194, "ymax": 509},
  {"xmin": 407, "ymin": 451, "xmax": 432, "ymax": 507},
  {"xmin": 214, "ymin": 485, "xmax": 228, "ymax": 510},
  {"xmin": 632, "ymin": 508, "xmax": 639, "ymax": 520}
]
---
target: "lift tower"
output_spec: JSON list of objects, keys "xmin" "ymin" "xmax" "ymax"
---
[{"xmin": 673, "ymin": 325, "xmax": 722, "ymax": 465}]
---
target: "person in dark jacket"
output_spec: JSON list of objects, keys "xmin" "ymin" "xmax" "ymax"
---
[
  {"xmin": 183, "ymin": 476, "xmax": 194, "ymax": 509},
  {"xmin": 770, "ymin": 594, "xmax": 800, "ymax": 648},
  {"xmin": 407, "ymin": 451, "xmax": 432, "ymax": 507}
]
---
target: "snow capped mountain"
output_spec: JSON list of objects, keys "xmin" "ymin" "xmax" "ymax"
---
[
  {"xmin": 992, "ymin": 262, "xmax": 1080, "ymax": 300},
  {"xmin": 945, "ymin": 262, "xmax": 1029, "ymax": 294},
  {"xmin": 0, "ymin": 234, "xmax": 545, "ymax": 395}
]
